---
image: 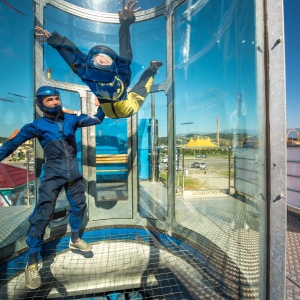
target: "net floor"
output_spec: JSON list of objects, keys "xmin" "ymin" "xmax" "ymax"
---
[
  {"xmin": 0, "ymin": 230, "xmax": 244, "ymax": 300},
  {"xmin": 0, "ymin": 181, "xmax": 298, "ymax": 299}
]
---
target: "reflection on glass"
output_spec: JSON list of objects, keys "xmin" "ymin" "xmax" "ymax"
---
[
  {"xmin": 63, "ymin": 0, "xmax": 165, "ymax": 12},
  {"xmin": 0, "ymin": 3, "xmax": 34, "ymax": 139},
  {"xmin": 131, "ymin": 16, "xmax": 166, "ymax": 85},
  {"xmin": 174, "ymin": 0, "xmax": 264, "ymax": 297},
  {"xmin": 95, "ymin": 118, "xmax": 129, "ymax": 202},
  {"xmin": 0, "ymin": 162, "xmax": 34, "ymax": 207},
  {"xmin": 0, "ymin": 1, "xmax": 34, "ymax": 209},
  {"xmin": 128, "ymin": 15, "xmax": 167, "ymax": 221}
]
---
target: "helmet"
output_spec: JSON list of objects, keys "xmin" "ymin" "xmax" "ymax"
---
[
  {"xmin": 36, "ymin": 86, "xmax": 62, "ymax": 115},
  {"xmin": 88, "ymin": 45, "xmax": 118, "ymax": 61},
  {"xmin": 87, "ymin": 45, "xmax": 118, "ymax": 83}
]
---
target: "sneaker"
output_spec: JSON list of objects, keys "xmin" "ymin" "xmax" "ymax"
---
[
  {"xmin": 150, "ymin": 60, "xmax": 163, "ymax": 69},
  {"xmin": 69, "ymin": 238, "xmax": 92, "ymax": 252},
  {"xmin": 25, "ymin": 263, "xmax": 41, "ymax": 290}
]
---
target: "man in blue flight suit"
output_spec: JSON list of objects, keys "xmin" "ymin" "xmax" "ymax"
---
[
  {"xmin": 0, "ymin": 86, "xmax": 105, "ymax": 290},
  {"xmin": 35, "ymin": 0, "xmax": 163, "ymax": 119}
]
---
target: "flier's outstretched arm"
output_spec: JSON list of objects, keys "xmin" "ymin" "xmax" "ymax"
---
[
  {"xmin": 35, "ymin": 26, "xmax": 51, "ymax": 42},
  {"xmin": 35, "ymin": 26, "xmax": 86, "ymax": 74},
  {"xmin": 118, "ymin": 0, "xmax": 140, "ymax": 60},
  {"xmin": 118, "ymin": 0, "xmax": 140, "ymax": 20}
]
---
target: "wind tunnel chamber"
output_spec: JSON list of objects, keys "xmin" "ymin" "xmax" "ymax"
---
[{"xmin": 0, "ymin": 0, "xmax": 286, "ymax": 299}]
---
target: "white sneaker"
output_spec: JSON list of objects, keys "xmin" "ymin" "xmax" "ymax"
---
[
  {"xmin": 25, "ymin": 263, "xmax": 41, "ymax": 289},
  {"xmin": 69, "ymin": 238, "xmax": 92, "ymax": 252}
]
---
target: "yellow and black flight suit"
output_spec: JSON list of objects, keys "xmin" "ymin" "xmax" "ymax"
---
[{"xmin": 47, "ymin": 16, "xmax": 161, "ymax": 118}]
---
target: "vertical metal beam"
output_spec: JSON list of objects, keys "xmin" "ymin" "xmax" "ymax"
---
[
  {"xmin": 83, "ymin": 91, "xmax": 95, "ymax": 215},
  {"xmin": 150, "ymin": 93, "xmax": 156, "ymax": 182},
  {"xmin": 33, "ymin": 0, "xmax": 46, "ymax": 199},
  {"xmin": 256, "ymin": 0, "xmax": 267, "ymax": 298},
  {"xmin": 165, "ymin": 0, "xmax": 176, "ymax": 231},
  {"xmin": 265, "ymin": 1, "xmax": 287, "ymax": 299}
]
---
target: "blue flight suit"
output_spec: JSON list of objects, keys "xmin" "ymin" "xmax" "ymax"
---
[
  {"xmin": 0, "ymin": 108, "xmax": 105, "ymax": 253},
  {"xmin": 46, "ymin": 16, "xmax": 159, "ymax": 118}
]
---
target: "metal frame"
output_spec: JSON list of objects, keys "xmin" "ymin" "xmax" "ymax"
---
[
  {"xmin": 33, "ymin": 0, "xmax": 181, "ymax": 231},
  {"xmin": 264, "ymin": 1, "xmax": 287, "ymax": 299}
]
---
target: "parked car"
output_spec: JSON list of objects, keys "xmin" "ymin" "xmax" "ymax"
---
[
  {"xmin": 165, "ymin": 163, "xmax": 183, "ymax": 171},
  {"xmin": 190, "ymin": 161, "xmax": 206, "ymax": 169},
  {"xmin": 177, "ymin": 165, "xmax": 183, "ymax": 171},
  {"xmin": 162, "ymin": 156, "xmax": 168, "ymax": 163},
  {"xmin": 196, "ymin": 154, "xmax": 206, "ymax": 158}
]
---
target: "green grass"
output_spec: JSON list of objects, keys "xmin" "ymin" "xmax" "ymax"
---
[
  {"xmin": 159, "ymin": 174, "xmax": 207, "ymax": 189},
  {"xmin": 217, "ymin": 170, "xmax": 234, "ymax": 177}
]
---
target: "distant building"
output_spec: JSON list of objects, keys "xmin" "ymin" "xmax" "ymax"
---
[
  {"xmin": 0, "ymin": 163, "xmax": 34, "ymax": 206},
  {"xmin": 185, "ymin": 137, "xmax": 217, "ymax": 148}
]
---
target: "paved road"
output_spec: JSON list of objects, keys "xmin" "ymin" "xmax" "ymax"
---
[
  {"xmin": 159, "ymin": 156, "xmax": 233, "ymax": 191},
  {"xmin": 160, "ymin": 156, "xmax": 231, "ymax": 172}
]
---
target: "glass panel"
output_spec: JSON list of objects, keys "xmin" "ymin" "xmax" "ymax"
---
[
  {"xmin": 63, "ymin": 0, "xmax": 165, "ymax": 12},
  {"xmin": 130, "ymin": 16, "xmax": 166, "ymax": 85},
  {"xmin": 0, "ymin": 2, "xmax": 34, "ymax": 139},
  {"xmin": 132, "ymin": 16, "xmax": 166, "ymax": 221},
  {"xmin": 174, "ymin": 0, "xmax": 265, "ymax": 297},
  {"xmin": 0, "ymin": 1, "xmax": 270, "ymax": 297},
  {"xmin": 138, "ymin": 92, "xmax": 167, "ymax": 221},
  {"xmin": 0, "ymin": 0, "xmax": 35, "ymax": 207},
  {"xmin": 43, "ymin": 6, "xmax": 166, "ymax": 84},
  {"xmin": 95, "ymin": 118, "xmax": 128, "ymax": 201},
  {"xmin": 90, "ymin": 117, "xmax": 133, "ymax": 220},
  {"xmin": 42, "ymin": 6, "xmax": 167, "ymax": 221},
  {"xmin": 43, "ymin": 5, "xmax": 119, "ymax": 84}
]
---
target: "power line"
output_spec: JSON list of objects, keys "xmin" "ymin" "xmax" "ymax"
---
[
  {"xmin": 8, "ymin": 92, "xmax": 28, "ymax": 98},
  {"xmin": 0, "ymin": 98, "xmax": 14, "ymax": 103},
  {"xmin": 181, "ymin": 122, "xmax": 194, "ymax": 125}
]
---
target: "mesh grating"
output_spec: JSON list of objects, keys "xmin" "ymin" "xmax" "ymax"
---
[{"xmin": 0, "ymin": 226, "xmax": 258, "ymax": 300}]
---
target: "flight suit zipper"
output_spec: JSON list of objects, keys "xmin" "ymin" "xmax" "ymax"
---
[{"xmin": 57, "ymin": 122, "xmax": 71, "ymax": 180}]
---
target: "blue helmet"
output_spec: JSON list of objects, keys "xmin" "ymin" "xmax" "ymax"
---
[
  {"xmin": 36, "ymin": 86, "xmax": 62, "ymax": 115},
  {"xmin": 86, "ymin": 45, "xmax": 118, "ymax": 83}
]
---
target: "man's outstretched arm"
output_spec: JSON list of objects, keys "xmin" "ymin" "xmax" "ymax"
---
[
  {"xmin": 77, "ymin": 106, "xmax": 106, "ymax": 127},
  {"xmin": 0, "ymin": 124, "xmax": 36, "ymax": 162}
]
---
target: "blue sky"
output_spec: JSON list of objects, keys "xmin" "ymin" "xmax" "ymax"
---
[
  {"xmin": 284, "ymin": 0, "xmax": 300, "ymax": 129},
  {"xmin": 0, "ymin": 1, "xmax": 34, "ymax": 137}
]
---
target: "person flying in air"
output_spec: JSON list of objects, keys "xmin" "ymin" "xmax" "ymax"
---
[{"xmin": 35, "ymin": 0, "xmax": 163, "ymax": 119}]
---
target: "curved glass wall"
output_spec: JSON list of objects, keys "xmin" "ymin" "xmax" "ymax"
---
[
  {"xmin": 0, "ymin": 1, "xmax": 35, "ymax": 210},
  {"xmin": 63, "ymin": 0, "xmax": 165, "ymax": 12},
  {"xmin": 0, "ymin": 0, "xmax": 284, "ymax": 299},
  {"xmin": 173, "ymin": 1, "xmax": 265, "ymax": 296}
]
